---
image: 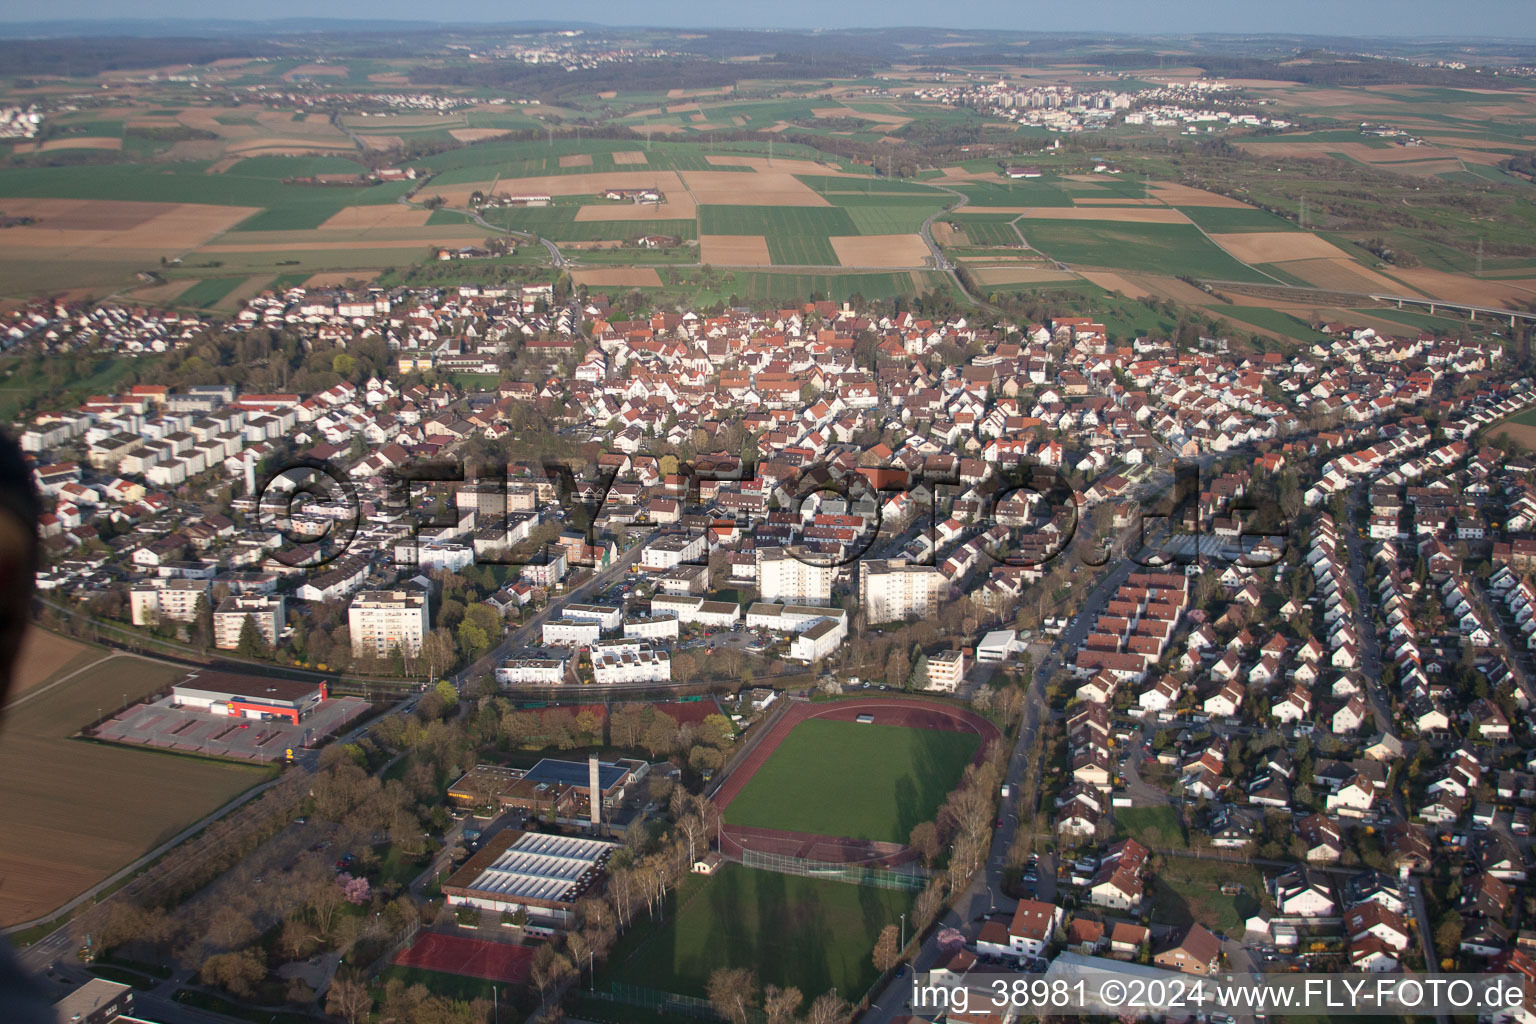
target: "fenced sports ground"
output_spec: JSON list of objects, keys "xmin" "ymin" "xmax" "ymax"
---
[{"xmin": 713, "ymin": 696, "xmax": 999, "ymax": 867}]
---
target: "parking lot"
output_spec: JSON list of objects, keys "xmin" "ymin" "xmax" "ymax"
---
[{"xmin": 95, "ymin": 695, "xmax": 370, "ymax": 762}]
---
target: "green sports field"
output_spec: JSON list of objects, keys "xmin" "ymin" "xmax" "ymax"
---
[
  {"xmin": 605, "ymin": 864, "xmax": 910, "ymax": 999},
  {"xmin": 723, "ymin": 719, "xmax": 979, "ymax": 843}
]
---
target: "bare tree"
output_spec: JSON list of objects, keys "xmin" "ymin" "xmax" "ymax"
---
[
  {"xmin": 763, "ymin": 985, "xmax": 804, "ymax": 1024},
  {"xmin": 872, "ymin": 923, "xmax": 901, "ymax": 973},
  {"xmin": 530, "ymin": 943, "xmax": 576, "ymax": 1006},
  {"xmin": 677, "ymin": 813, "xmax": 707, "ymax": 864},
  {"xmin": 707, "ymin": 967, "xmax": 760, "ymax": 1024},
  {"xmin": 805, "ymin": 990, "xmax": 853, "ymax": 1024},
  {"xmin": 325, "ymin": 971, "xmax": 372, "ymax": 1024}
]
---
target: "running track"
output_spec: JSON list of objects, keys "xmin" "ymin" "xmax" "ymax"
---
[{"xmin": 713, "ymin": 696, "xmax": 1001, "ymax": 867}]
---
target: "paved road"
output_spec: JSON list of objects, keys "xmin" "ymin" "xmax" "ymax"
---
[
  {"xmin": 455, "ymin": 531, "xmax": 655, "ymax": 691},
  {"xmin": 861, "ymin": 533, "xmax": 1154, "ymax": 1024},
  {"xmin": 1342, "ymin": 483, "xmax": 1392, "ymax": 735}
]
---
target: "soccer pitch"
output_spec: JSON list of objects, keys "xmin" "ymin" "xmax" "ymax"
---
[
  {"xmin": 606, "ymin": 863, "xmax": 911, "ymax": 999},
  {"xmin": 723, "ymin": 718, "xmax": 979, "ymax": 843}
]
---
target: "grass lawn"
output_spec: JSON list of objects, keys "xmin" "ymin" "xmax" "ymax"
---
[
  {"xmin": 723, "ymin": 718, "xmax": 978, "ymax": 842},
  {"xmin": 1147, "ymin": 858, "xmax": 1263, "ymax": 939},
  {"xmin": 376, "ymin": 964, "xmax": 505, "ymax": 1002},
  {"xmin": 0, "ymin": 353, "xmax": 163, "ymax": 422},
  {"xmin": 1497, "ymin": 407, "xmax": 1536, "ymax": 429},
  {"xmin": 1020, "ymin": 220, "xmax": 1272, "ymax": 283},
  {"xmin": 1113, "ymin": 805, "xmax": 1187, "ymax": 850},
  {"xmin": 603, "ymin": 864, "xmax": 910, "ymax": 999},
  {"xmin": 175, "ymin": 988, "xmax": 316, "ymax": 1024}
]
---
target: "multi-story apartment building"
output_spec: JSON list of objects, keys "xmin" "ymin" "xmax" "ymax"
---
[
  {"xmin": 129, "ymin": 578, "xmax": 210, "ymax": 626},
  {"xmin": 757, "ymin": 546, "xmax": 832, "ymax": 606},
  {"xmin": 926, "ymin": 649, "xmax": 967, "ymax": 692},
  {"xmin": 859, "ymin": 558, "xmax": 947, "ymax": 624},
  {"xmin": 212, "ymin": 594, "xmax": 285, "ymax": 650},
  {"xmin": 347, "ymin": 590, "xmax": 430, "ymax": 658}
]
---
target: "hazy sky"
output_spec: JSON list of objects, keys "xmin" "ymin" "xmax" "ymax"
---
[{"xmin": 8, "ymin": 0, "xmax": 1536, "ymax": 37}]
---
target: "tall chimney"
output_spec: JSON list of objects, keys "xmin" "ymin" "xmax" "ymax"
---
[{"xmin": 588, "ymin": 754, "xmax": 602, "ymax": 832}]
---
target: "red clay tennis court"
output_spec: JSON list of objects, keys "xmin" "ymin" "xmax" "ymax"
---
[{"xmin": 393, "ymin": 932, "xmax": 533, "ymax": 984}]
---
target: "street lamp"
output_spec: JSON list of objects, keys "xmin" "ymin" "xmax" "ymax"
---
[{"xmin": 900, "ymin": 913, "xmax": 905, "ymax": 951}]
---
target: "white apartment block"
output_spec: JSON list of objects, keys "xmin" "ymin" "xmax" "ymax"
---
[
  {"xmin": 649, "ymin": 594, "xmax": 741, "ymax": 627},
  {"xmin": 348, "ymin": 590, "xmax": 430, "ymax": 658},
  {"xmin": 745, "ymin": 602, "xmax": 848, "ymax": 635},
  {"xmin": 543, "ymin": 618, "xmax": 602, "ymax": 647},
  {"xmin": 926, "ymin": 649, "xmax": 967, "ymax": 692},
  {"xmin": 638, "ymin": 532, "xmax": 707, "ymax": 571},
  {"xmin": 623, "ymin": 615, "xmax": 680, "ymax": 640},
  {"xmin": 130, "ymin": 578, "xmax": 210, "ymax": 626},
  {"xmin": 859, "ymin": 558, "xmax": 947, "ymax": 624},
  {"xmin": 790, "ymin": 618, "xmax": 844, "ymax": 663},
  {"xmin": 590, "ymin": 639, "xmax": 672, "ymax": 685},
  {"xmin": 213, "ymin": 594, "xmax": 285, "ymax": 650},
  {"xmin": 495, "ymin": 657, "xmax": 569, "ymax": 686},
  {"xmin": 756, "ymin": 546, "xmax": 832, "ymax": 605},
  {"xmin": 559, "ymin": 603, "xmax": 623, "ymax": 631}
]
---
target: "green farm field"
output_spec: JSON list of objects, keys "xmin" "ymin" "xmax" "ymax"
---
[
  {"xmin": 175, "ymin": 276, "xmax": 247, "ymax": 309},
  {"xmin": 604, "ymin": 864, "xmax": 910, "ymax": 1000},
  {"xmin": 1179, "ymin": 206, "xmax": 1301, "ymax": 233},
  {"xmin": 723, "ymin": 719, "xmax": 979, "ymax": 843},
  {"xmin": 949, "ymin": 180, "xmax": 1072, "ymax": 207},
  {"xmin": 1207, "ymin": 304, "xmax": 1329, "ymax": 342},
  {"xmin": 1020, "ymin": 219, "xmax": 1273, "ymax": 283},
  {"xmin": 698, "ymin": 205, "xmax": 858, "ymax": 236},
  {"xmin": 946, "ymin": 214, "xmax": 1024, "ymax": 246}
]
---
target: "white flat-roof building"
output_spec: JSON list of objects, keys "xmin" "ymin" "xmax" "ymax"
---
[
  {"xmin": 495, "ymin": 657, "xmax": 569, "ymax": 686},
  {"xmin": 590, "ymin": 639, "xmax": 671, "ymax": 685},
  {"xmin": 745, "ymin": 602, "xmax": 848, "ymax": 634},
  {"xmin": 623, "ymin": 614, "xmax": 680, "ymax": 640},
  {"xmin": 790, "ymin": 618, "xmax": 845, "ymax": 663},
  {"xmin": 543, "ymin": 618, "xmax": 602, "ymax": 647},
  {"xmin": 639, "ymin": 532, "xmax": 707, "ymax": 571},
  {"xmin": 560, "ymin": 603, "xmax": 623, "ymax": 631},
  {"xmin": 650, "ymin": 594, "xmax": 741, "ymax": 627},
  {"xmin": 927, "ymin": 649, "xmax": 967, "ymax": 692},
  {"xmin": 977, "ymin": 629, "xmax": 1021, "ymax": 662}
]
